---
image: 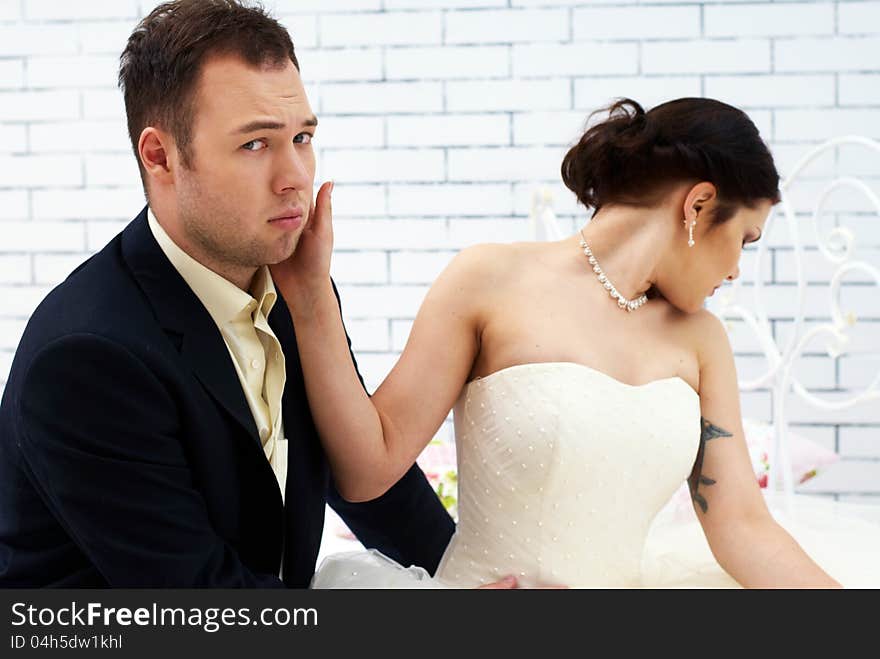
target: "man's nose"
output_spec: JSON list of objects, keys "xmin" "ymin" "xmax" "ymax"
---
[{"xmin": 273, "ymin": 144, "xmax": 312, "ymax": 194}]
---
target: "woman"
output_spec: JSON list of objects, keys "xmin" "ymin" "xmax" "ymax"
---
[{"xmin": 272, "ymin": 98, "xmax": 875, "ymax": 588}]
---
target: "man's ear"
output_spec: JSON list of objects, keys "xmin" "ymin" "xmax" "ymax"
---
[{"xmin": 138, "ymin": 127, "xmax": 176, "ymax": 187}]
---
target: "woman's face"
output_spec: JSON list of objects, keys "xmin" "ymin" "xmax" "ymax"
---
[{"xmin": 657, "ymin": 194, "xmax": 772, "ymax": 314}]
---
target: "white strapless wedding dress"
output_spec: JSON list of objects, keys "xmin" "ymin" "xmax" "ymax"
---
[{"xmin": 311, "ymin": 363, "xmax": 880, "ymax": 588}]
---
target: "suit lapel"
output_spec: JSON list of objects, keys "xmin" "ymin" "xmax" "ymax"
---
[
  {"xmin": 179, "ymin": 332, "xmax": 260, "ymax": 446},
  {"xmin": 268, "ymin": 292, "xmax": 309, "ymax": 477},
  {"xmin": 120, "ymin": 207, "xmax": 261, "ymax": 448}
]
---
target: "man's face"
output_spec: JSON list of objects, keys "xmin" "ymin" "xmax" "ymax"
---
[{"xmin": 173, "ymin": 54, "xmax": 317, "ymax": 276}]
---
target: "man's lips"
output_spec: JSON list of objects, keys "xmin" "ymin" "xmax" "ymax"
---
[
  {"xmin": 268, "ymin": 209, "xmax": 304, "ymax": 222},
  {"xmin": 268, "ymin": 209, "xmax": 304, "ymax": 229}
]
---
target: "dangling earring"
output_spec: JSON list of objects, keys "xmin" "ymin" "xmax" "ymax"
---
[{"xmin": 685, "ymin": 214, "xmax": 697, "ymax": 247}]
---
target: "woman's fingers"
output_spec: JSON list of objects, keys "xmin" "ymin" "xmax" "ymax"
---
[{"xmin": 309, "ymin": 180, "xmax": 333, "ymax": 236}]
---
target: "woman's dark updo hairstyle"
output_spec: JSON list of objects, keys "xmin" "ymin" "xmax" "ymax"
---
[{"xmin": 561, "ymin": 97, "xmax": 780, "ymax": 225}]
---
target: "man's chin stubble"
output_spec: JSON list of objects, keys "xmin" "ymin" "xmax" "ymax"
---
[{"xmin": 264, "ymin": 235, "xmax": 301, "ymax": 266}]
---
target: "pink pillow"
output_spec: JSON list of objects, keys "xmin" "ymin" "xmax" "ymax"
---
[{"xmin": 741, "ymin": 418, "xmax": 839, "ymax": 488}]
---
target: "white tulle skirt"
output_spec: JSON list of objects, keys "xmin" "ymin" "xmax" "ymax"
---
[
  {"xmin": 642, "ymin": 493, "xmax": 880, "ymax": 588},
  {"xmin": 311, "ymin": 494, "xmax": 880, "ymax": 589}
]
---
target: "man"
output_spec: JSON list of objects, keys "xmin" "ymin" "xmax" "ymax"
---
[{"xmin": 0, "ymin": 0, "xmax": 456, "ymax": 587}]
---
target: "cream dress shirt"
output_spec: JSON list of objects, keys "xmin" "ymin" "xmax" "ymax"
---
[{"xmin": 148, "ymin": 209, "xmax": 289, "ymax": 502}]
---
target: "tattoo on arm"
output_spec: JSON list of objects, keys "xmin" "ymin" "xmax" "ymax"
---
[{"xmin": 687, "ymin": 417, "xmax": 733, "ymax": 514}]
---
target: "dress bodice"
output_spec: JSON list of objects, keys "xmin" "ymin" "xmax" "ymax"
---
[{"xmin": 435, "ymin": 362, "xmax": 702, "ymax": 588}]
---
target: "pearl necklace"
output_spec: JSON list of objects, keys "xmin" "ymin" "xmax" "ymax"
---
[{"xmin": 578, "ymin": 230, "xmax": 648, "ymax": 312}]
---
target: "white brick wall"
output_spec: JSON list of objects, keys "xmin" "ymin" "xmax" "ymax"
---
[
  {"xmin": 82, "ymin": 89, "xmax": 125, "ymax": 119},
  {"xmin": 297, "ymin": 49, "xmax": 382, "ymax": 83},
  {"xmin": 385, "ymin": 45, "xmax": 509, "ymax": 80},
  {"xmin": 704, "ymin": 3, "xmax": 834, "ymax": 38},
  {"xmin": 775, "ymin": 109, "xmax": 880, "ymax": 141},
  {"xmin": 0, "ymin": 255, "xmax": 30, "ymax": 284},
  {"xmin": 1, "ymin": 0, "xmax": 878, "ymax": 504},
  {"xmin": 27, "ymin": 55, "xmax": 119, "ymax": 88},
  {"xmin": 29, "ymin": 120, "xmax": 129, "ymax": 153},
  {"xmin": 77, "ymin": 21, "xmax": 140, "ymax": 55},
  {"xmin": 32, "ymin": 189, "xmax": 142, "ymax": 221},
  {"xmin": 387, "ymin": 115, "xmax": 510, "ymax": 147},
  {"xmin": 273, "ymin": 0, "xmax": 381, "ymax": 12},
  {"xmin": 320, "ymin": 81, "xmax": 443, "ymax": 113},
  {"xmin": 446, "ymin": 8, "xmax": 568, "ymax": 44},
  {"xmin": 0, "ymin": 155, "xmax": 82, "ymax": 187},
  {"xmin": 25, "ymin": 0, "xmax": 139, "ymax": 21},
  {"xmin": 447, "ymin": 146, "xmax": 566, "ymax": 181},
  {"xmin": 642, "ymin": 40, "xmax": 771, "ymax": 74},
  {"xmin": 321, "ymin": 149, "xmax": 446, "ymax": 183},
  {"xmin": 4, "ymin": 222, "xmax": 86, "ymax": 252},
  {"xmin": 838, "ymin": 1, "xmax": 880, "ymax": 35},
  {"xmin": 0, "ymin": 90, "xmax": 79, "ymax": 120},
  {"xmin": 446, "ymin": 77, "xmax": 570, "ymax": 111},
  {"xmin": 320, "ymin": 12, "xmax": 443, "ymax": 47},
  {"xmin": 387, "ymin": 183, "xmax": 513, "ymax": 216},
  {"xmin": 704, "ymin": 75, "xmax": 836, "ymax": 109},
  {"xmin": 513, "ymin": 111, "xmax": 588, "ymax": 145},
  {"xmin": 0, "ymin": 0, "xmax": 21, "ymax": 22},
  {"xmin": 33, "ymin": 254, "xmax": 91, "ymax": 284},
  {"xmin": 513, "ymin": 42, "xmax": 639, "ymax": 76},
  {"xmin": 323, "ymin": 185, "xmax": 386, "ymax": 218},
  {"xmin": 776, "ymin": 37, "xmax": 880, "ymax": 71},
  {"xmin": 330, "ymin": 251, "xmax": 388, "ymax": 284},
  {"xmin": 345, "ymin": 318, "xmax": 389, "ymax": 352},
  {"xmin": 0, "ymin": 59, "xmax": 23, "ymax": 89},
  {"xmin": 575, "ymin": 76, "xmax": 702, "ymax": 110},
  {"xmin": 840, "ymin": 73, "xmax": 880, "ymax": 105},
  {"xmin": 0, "ymin": 24, "xmax": 78, "ymax": 56},
  {"xmin": 573, "ymin": 6, "xmax": 701, "ymax": 40},
  {"xmin": 840, "ymin": 426, "xmax": 880, "ymax": 458},
  {"xmin": 0, "ymin": 191, "xmax": 29, "ymax": 219},
  {"xmin": 390, "ymin": 250, "xmax": 457, "ymax": 284}
]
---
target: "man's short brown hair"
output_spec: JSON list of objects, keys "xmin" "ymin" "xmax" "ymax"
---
[{"xmin": 119, "ymin": 0, "xmax": 299, "ymax": 189}]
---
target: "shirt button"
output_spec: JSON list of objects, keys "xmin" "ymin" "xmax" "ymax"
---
[{"xmin": 250, "ymin": 358, "xmax": 260, "ymax": 369}]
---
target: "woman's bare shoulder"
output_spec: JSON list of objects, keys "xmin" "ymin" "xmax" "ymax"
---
[
  {"xmin": 671, "ymin": 307, "xmax": 734, "ymax": 370},
  {"xmin": 443, "ymin": 241, "xmax": 537, "ymax": 286},
  {"xmin": 454, "ymin": 240, "xmax": 536, "ymax": 262},
  {"xmin": 646, "ymin": 303, "xmax": 734, "ymax": 391}
]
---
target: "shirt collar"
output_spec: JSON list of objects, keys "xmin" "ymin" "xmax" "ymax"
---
[{"xmin": 147, "ymin": 207, "xmax": 277, "ymax": 327}]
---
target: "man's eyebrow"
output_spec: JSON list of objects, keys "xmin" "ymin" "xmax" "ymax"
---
[{"xmin": 232, "ymin": 115, "xmax": 318, "ymax": 135}]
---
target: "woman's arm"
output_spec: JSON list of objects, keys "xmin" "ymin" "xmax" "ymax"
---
[
  {"xmin": 271, "ymin": 183, "xmax": 496, "ymax": 502},
  {"xmin": 688, "ymin": 310, "xmax": 840, "ymax": 588}
]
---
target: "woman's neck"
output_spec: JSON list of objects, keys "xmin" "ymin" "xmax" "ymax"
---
[{"xmin": 572, "ymin": 206, "xmax": 671, "ymax": 301}]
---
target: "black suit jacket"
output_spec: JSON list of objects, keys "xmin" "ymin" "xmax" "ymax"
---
[{"xmin": 0, "ymin": 207, "xmax": 454, "ymax": 587}]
